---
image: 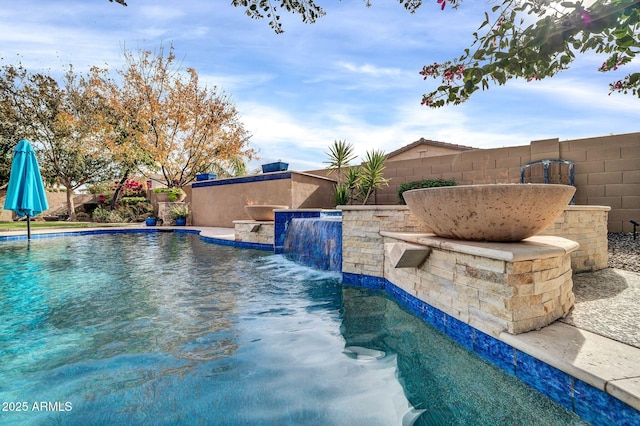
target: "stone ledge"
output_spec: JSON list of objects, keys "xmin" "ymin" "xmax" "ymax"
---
[
  {"xmin": 380, "ymin": 232, "xmax": 579, "ymax": 262},
  {"xmin": 500, "ymin": 322, "xmax": 640, "ymax": 411}
]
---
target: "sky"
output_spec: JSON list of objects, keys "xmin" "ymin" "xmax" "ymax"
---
[{"xmin": 1, "ymin": 0, "xmax": 639, "ymax": 172}]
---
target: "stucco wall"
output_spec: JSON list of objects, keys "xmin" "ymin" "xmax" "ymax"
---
[
  {"xmin": 387, "ymin": 144, "xmax": 468, "ymax": 161},
  {"xmin": 1, "ymin": 189, "xmax": 94, "ymax": 221},
  {"xmin": 191, "ymin": 172, "xmax": 336, "ymax": 227}
]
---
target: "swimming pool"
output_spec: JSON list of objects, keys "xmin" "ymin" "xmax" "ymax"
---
[{"xmin": 0, "ymin": 232, "xmax": 586, "ymax": 425}]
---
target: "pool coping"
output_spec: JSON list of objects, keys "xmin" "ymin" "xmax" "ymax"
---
[{"xmin": 2, "ymin": 225, "xmax": 639, "ymax": 421}]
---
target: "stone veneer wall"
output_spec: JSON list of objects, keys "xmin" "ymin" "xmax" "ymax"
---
[
  {"xmin": 383, "ymin": 235, "xmax": 575, "ymax": 337},
  {"xmin": 234, "ymin": 221, "xmax": 275, "ymax": 245},
  {"xmin": 341, "ymin": 204, "xmax": 609, "ymax": 277},
  {"xmin": 538, "ymin": 205, "xmax": 610, "ymax": 272},
  {"xmin": 339, "ymin": 206, "xmax": 432, "ymax": 278}
]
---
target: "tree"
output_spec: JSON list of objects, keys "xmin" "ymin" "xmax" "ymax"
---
[
  {"xmin": 0, "ymin": 66, "xmax": 24, "ymax": 187},
  {"xmin": 225, "ymin": 0, "xmax": 640, "ymax": 105},
  {"xmin": 0, "ymin": 64, "xmax": 116, "ymax": 219},
  {"xmin": 419, "ymin": 0, "xmax": 640, "ymax": 107},
  {"xmin": 105, "ymin": 45, "xmax": 255, "ymax": 188}
]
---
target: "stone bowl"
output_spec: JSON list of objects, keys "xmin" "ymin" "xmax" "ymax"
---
[
  {"xmin": 244, "ymin": 205, "xmax": 289, "ymax": 221},
  {"xmin": 403, "ymin": 184, "xmax": 576, "ymax": 242}
]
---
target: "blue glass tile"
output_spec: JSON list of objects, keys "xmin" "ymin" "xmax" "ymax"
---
[
  {"xmin": 473, "ymin": 330, "xmax": 516, "ymax": 375},
  {"xmin": 574, "ymin": 379, "xmax": 640, "ymax": 426},
  {"xmin": 421, "ymin": 302, "xmax": 445, "ymax": 332},
  {"xmin": 192, "ymin": 172, "xmax": 291, "ymax": 188},
  {"xmin": 360, "ymin": 275, "xmax": 385, "ymax": 289},
  {"xmin": 342, "ymin": 272, "xmax": 361, "ymax": 286},
  {"xmin": 515, "ymin": 350, "xmax": 573, "ymax": 411},
  {"xmin": 445, "ymin": 315, "xmax": 475, "ymax": 351}
]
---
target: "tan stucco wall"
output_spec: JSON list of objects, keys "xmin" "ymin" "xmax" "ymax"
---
[
  {"xmin": 1, "ymin": 189, "xmax": 94, "ymax": 220},
  {"xmin": 191, "ymin": 172, "xmax": 336, "ymax": 227},
  {"xmin": 388, "ymin": 145, "xmax": 469, "ymax": 161}
]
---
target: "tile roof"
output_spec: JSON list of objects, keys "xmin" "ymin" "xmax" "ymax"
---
[{"xmin": 387, "ymin": 138, "xmax": 476, "ymax": 159}]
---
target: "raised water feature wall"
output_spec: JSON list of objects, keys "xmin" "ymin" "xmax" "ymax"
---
[
  {"xmin": 340, "ymin": 205, "xmax": 610, "ymax": 277},
  {"xmin": 538, "ymin": 205, "xmax": 610, "ymax": 272}
]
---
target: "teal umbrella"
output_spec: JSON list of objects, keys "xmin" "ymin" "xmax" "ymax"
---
[{"xmin": 3, "ymin": 139, "xmax": 49, "ymax": 239}]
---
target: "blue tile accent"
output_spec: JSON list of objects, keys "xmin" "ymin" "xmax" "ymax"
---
[
  {"xmin": 192, "ymin": 172, "xmax": 291, "ymax": 188},
  {"xmin": 420, "ymin": 303, "xmax": 446, "ymax": 333},
  {"xmin": 0, "ymin": 228, "xmax": 159, "ymax": 242},
  {"xmin": 360, "ymin": 275, "xmax": 385, "ymax": 290},
  {"xmin": 574, "ymin": 379, "xmax": 640, "ymax": 426},
  {"xmin": 273, "ymin": 210, "xmax": 323, "ymax": 253},
  {"xmin": 199, "ymin": 236, "xmax": 272, "ymax": 251},
  {"xmin": 515, "ymin": 350, "xmax": 574, "ymax": 411},
  {"xmin": 473, "ymin": 330, "xmax": 516, "ymax": 375},
  {"xmin": 341, "ymin": 272, "xmax": 362, "ymax": 286},
  {"xmin": 445, "ymin": 314, "xmax": 475, "ymax": 352}
]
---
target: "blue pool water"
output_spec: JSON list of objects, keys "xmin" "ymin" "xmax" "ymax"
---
[{"xmin": 0, "ymin": 233, "xmax": 587, "ymax": 425}]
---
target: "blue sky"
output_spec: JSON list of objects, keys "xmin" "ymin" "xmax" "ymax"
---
[{"xmin": 1, "ymin": 0, "xmax": 639, "ymax": 172}]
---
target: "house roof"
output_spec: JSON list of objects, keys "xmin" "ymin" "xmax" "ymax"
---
[{"xmin": 387, "ymin": 138, "xmax": 476, "ymax": 159}]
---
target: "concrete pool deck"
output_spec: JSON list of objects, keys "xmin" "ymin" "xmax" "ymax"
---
[{"xmin": 1, "ymin": 224, "xmax": 639, "ymax": 413}]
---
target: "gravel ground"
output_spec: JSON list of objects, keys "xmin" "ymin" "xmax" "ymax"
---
[
  {"xmin": 560, "ymin": 232, "xmax": 640, "ymax": 349},
  {"xmin": 608, "ymin": 232, "xmax": 640, "ymax": 273}
]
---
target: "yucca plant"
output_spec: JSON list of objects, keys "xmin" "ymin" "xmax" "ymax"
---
[
  {"xmin": 358, "ymin": 150, "xmax": 389, "ymax": 205},
  {"xmin": 324, "ymin": 139, "xmax": 357, "ymax": 185},
  {"xmin": 334, "ymin": 183, "xmax": 350, "ymax": 206}
]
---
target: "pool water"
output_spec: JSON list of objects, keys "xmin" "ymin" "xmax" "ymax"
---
[{"xmin": 0, "ymin": 233, "xmax": 587, "ymax": 425}]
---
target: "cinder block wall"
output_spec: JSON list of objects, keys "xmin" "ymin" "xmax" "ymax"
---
[{"xmin": 374, "ymin": 133, "xmax": 639, "ymax": 233}]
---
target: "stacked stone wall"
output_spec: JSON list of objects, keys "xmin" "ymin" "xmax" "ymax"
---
[
  {"xmin": 339, "ymin": 206, "xmax": 431, "ymax": 278},
  {"xmin": 539, "ymin": 205, "xmax": 610, "ymax": 272},
  {"xmin": 234, "ymin": 221, "xmax": 275, "ymax": 245},
  {"xmin": 340, "ymin": 205, "xmax": 609, "ymax": 280},
  {"xmin": 383, "ymin": 237, "xmax": 575, "ymax": 337}
]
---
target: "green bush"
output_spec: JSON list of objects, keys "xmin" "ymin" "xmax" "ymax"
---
[
  {"xmin": 91, "ymin": 206, "xmax": 111, "ymax": 223},
  {"xmin": 153, "ymin": 187, "xmax": 186, "ymax": 201},
  {"xmin": 121, "ymin": 197, "xmax": 148, "ymax": 205},
  {"xmin": 86, "ymin": 181, "xmax": 113, "ymax": 195},
  {"xmin": 397, "ymin": 179, "xmax": 457, "ymax": 204}
]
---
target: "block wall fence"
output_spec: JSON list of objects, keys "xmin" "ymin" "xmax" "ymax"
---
[{"xmin": 307, "ymin": 132, "xmax": 640, "ymax": 233}]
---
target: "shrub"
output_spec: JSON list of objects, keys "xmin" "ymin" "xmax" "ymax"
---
[
  {"xmin": 75, "ymin": 212, "xmax": 91, "ymax": 222},
  {"xmin": 106, "ymin": 210, "xmax": 125, "ymax": 223},
  {"xmin": 397, "ymin": 179, "xmax": 457, "ymax": 204},
  {"xmin": 92, "ymin": 206, "xmax": 111, "ymax": 223},
  {"xmin": 121, "ymin": 197, "xmax": 148, "ymax": 205},
  {"xmin": 87, "ymin": 181, "xmax": 113, "ymax": 195},
  {"xmin": 153, "ymin": 187, "xmax": 186, "ymax": 202},
  {"xmin": 117, "ymin": 178, "xmax": 147, "ymax": 198}
]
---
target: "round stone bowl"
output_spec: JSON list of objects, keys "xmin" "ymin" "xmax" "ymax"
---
[
  {"xmin": 244, "ymin": 205, "xmax": 289, "ymax": 221},
  {"xmin": 403, "ymin": 184, "xmax": 576, "ymax": 242}
]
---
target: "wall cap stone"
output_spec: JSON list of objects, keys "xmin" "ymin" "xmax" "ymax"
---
[
  {"xmin": 339, "ymin": 205, "xmax": 410, "ymax": 211},
  {"xmin": 566, "ymin": 205, "xmax": 611, "ymax": 211},
  {"xmin": 381, "ymin": 231, "xmax": 579, "ymax": 262}
]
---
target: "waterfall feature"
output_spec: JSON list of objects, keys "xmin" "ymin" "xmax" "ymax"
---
[{"xmin": 283, "ymin": 217, "xmax": 342, "ymax": 271}]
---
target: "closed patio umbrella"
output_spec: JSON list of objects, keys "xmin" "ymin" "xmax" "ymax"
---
[{"xmin": 3, "ymin": 139, "xmax": 49, "ymax": 239}]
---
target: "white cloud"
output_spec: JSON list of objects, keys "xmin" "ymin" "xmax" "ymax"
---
[{"xmin": 337, "ymin": 62, "xmax": 403, "ymax": 77}]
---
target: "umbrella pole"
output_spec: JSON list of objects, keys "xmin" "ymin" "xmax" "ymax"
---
[{"xmin": 27, "ymin": 214, "xmax": 31, "ymax": 240}]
